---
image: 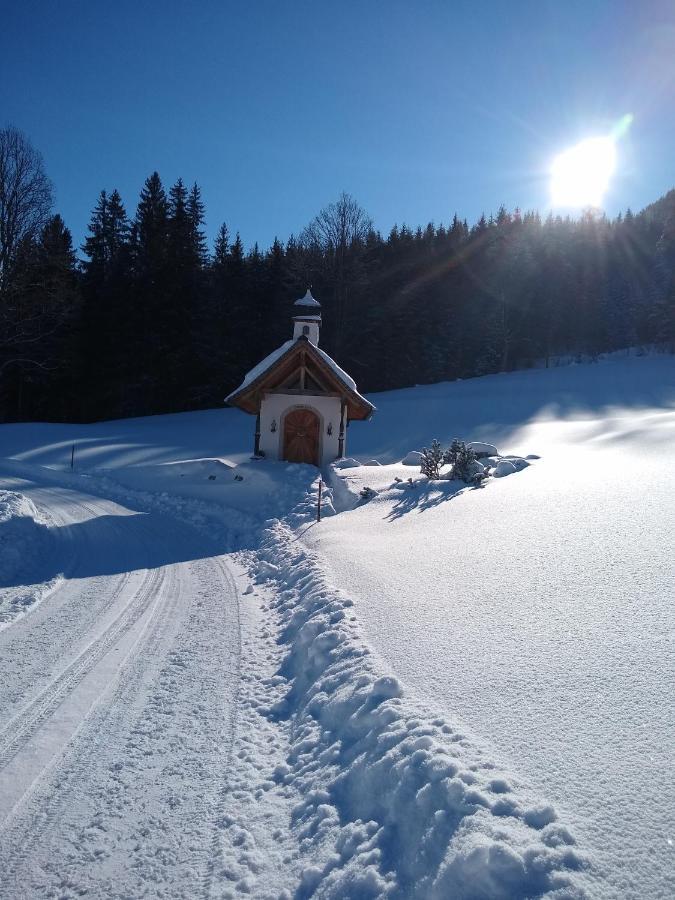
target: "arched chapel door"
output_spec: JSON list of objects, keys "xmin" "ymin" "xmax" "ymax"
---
[{"xmin": 283, "ymin": 408, "xmax": 320, "ymax": 466}]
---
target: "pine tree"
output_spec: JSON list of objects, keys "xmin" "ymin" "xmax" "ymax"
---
[
  {"xmin": 187, "ymin": 183, "xmax": 208, "ymax": 266},
  {"xmin": 420, "ymin": 439, "xmax": 443, "ymax": 479},
  {"xmin": 1, "ymin": 216, "xmax": 79, "ymax": 419},
  {"xmin": 213, "ymin": 223, "xmax": 230, "ymax": 269},
  {"xmin": 443, "ymin": 439, "xmax": 477, "ymax": 483}
]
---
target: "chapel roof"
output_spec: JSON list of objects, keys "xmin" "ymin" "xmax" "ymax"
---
[
  {"xmin": 294, "ymin": 288, "xmax": 321, "ymax": 309},
  {"xmin": 225, "ymin": 336, "xmax": 374, "ymax": 420}
]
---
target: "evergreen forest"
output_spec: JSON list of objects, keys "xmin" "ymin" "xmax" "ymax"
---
[{"xmin": 1, "ymin": 127, "xmax": 674, "ymax": 424}]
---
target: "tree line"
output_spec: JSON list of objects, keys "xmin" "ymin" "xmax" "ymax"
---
[{"xmin": 1, "ymin": 125, "xmax": 674, "ymax": 423}]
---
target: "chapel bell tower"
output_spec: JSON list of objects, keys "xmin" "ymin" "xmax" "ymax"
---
[{"xmin": 292, "ymin": 288, "xmax": 322, "ymax": 345}]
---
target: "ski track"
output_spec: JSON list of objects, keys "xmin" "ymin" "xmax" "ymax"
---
[{"xmin": 0, "ymin": 477, "xmax": 244, "ymax": 899}]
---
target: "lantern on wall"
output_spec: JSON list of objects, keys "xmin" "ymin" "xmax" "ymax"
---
[
  {"xmin": 271, "ymin": 419, "xmax": 277, "ymax": 433},
  {"xmin": 327, "ymin": 422, "xmax": 333, "ymax": 436}
]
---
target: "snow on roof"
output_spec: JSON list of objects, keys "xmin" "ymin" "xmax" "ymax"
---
[
  {"xmin": 294, "ymin": 289, "xmax": 321, "ymax": 308},
  {"xmin": 225, "ymin": 336, "xmax": 373, "ymax": 411},
  {"xmin": 315, "ymin": 346, "xmax": 357, "ymax": 391},
  {"xmin": 225, "ymin": 340, "xmax": 295, "ymax": 400},
  {"xmin": 293, "ymin": 314, "xmax": 322, "ymax": 322}
]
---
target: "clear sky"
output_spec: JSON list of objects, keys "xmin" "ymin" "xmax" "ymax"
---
[{"xmin": 3, "ymin": 0, "xmax": 674, "ymax": 253}]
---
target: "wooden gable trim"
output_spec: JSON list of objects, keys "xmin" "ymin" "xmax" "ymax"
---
[{"xmin": 227, "ymin": 338, "xmax": 374, "ymax": 419}]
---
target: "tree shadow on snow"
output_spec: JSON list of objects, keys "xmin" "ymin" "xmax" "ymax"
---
[
  {"xmin": 385, "ymin": 479, "xmax": 484, "ymax": 521},
  {"xmin": 4, "ymin": 509, "xmax": 228, "ymax": 586}
]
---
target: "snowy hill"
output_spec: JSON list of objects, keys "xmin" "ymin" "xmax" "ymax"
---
[
  {"xmin": 307, "ymin": 353, "xmax": 675, "ymax": 899},
  {"xmin": 1, "ymin": 352, "xmax": 674, "ymax": 898}
]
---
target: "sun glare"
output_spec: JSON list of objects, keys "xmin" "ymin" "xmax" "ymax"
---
[{"xmin": 550, "ymin": 136, "xmax": 617, "ymax": 209}]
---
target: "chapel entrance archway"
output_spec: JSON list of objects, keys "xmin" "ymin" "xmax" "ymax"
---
[{"xmin": 283, "ymin": 407, "xmax": 320, "ymax": 466}]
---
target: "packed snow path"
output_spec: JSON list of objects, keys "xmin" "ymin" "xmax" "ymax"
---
[{"xmin": 0, "ymin": 474, "xmax": 241, "ymax": 898}]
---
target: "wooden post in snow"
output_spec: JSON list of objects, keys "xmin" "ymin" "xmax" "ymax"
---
[{"xmin": 317, "ymin": 478, "xmax": 322, "ymax": 522}]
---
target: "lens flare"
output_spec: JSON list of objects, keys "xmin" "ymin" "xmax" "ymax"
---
[{"xmin": 550, "ymin": 136, "xmax": 617, "ymax": 209}]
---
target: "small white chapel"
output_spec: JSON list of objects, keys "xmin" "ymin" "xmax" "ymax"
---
[{"xmin": 226, "ymin": 290, "xmax": 374, "ymax": 467}]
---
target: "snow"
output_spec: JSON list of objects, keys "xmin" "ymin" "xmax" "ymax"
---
[
  {"xmin": 224, "ymin": 336, "xmax": 368, "ymax": 403},
  {"xmin": 0, "ymin": 490, "xmax": 59, "ymax": 628},
  {"xmin": 315, "ymin": 345, "xmax": 359, "ymax": 393},
  {"xmin": 251, "ymin": 506, "xmax": 584, "ymax": 897},
  {"xmin": 333, "ymin": 457, "xmax": 362, "ymax": 469},
  {"xmin": 226, "ymin": 339, "xmax": 295, "ymax": 397},
  {"xmin": 1, "ymin": 352, "xmax": 674, "ymax": 898},
  {"xmin": 467, "ymin": 441, "xmax": 499, "ymax": 458},
  {"xmin": 295, "ymin": 288, "xmax": 322, "ymax": 308},
  {"xmin": 302, "ymin": 354, "xmax": 675, "ymax": 899},
  {"xmin": 0, "ymin": 490, "xmax": 47, "ymax": 584},
  {"xmin": 493, "ymin": 459, "xmax": 517, "ymax": 477}
]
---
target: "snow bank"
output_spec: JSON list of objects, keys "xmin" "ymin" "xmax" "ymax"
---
[
  {"xmin": 333, "ymin": 458, "xmax": 362, "ymax": 470},
  {"xmin": 250, "ymin": 485, "xmax": 585, "ymax": 898},
  {"xmin": 0, "ymin": 490, "xmax": 49, "ymax": 585},
  {"xmin": 0, "ymin": 490, "xmax": 56, "ymax": 628}
]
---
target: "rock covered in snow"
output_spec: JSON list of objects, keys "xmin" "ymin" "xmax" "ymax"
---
[
  {"xmin": 494, "ymin": 459, "xmax": 517, "ymax": 477},
  {"xmin": 505, "ymin": 456, "xmax": 530, "ymax": 471},
  {"xmin": 467, "ymin": 441, "xmax": 499, "ymax": 458},
  {"xmin": 401, "ymin": 451, "xmax": 423, "ymax": 466},
  {"xmin": 364, "ymin": 459, "xmax": 382, "ymax": 467},
  {"xmin": 333, "ymin": 457, "xmax": 362, "ymax": 469}
]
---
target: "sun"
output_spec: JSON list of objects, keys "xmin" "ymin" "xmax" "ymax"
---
[{"xmin": 550, "ymin": 136, "xmax": 617, "ymax": 209}]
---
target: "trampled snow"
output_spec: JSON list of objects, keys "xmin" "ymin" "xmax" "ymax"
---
[{"xmin": 1, "ymin": 351, "xmax": 673, "ymax": 898}]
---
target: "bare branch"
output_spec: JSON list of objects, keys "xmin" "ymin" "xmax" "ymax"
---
[{"xmin": 0, "ymin": 126, "xmax": 53, "ymax": 288}]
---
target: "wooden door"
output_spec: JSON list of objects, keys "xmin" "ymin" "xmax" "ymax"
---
[{"xmin": 283, "ymin": 408, "xmax": 320, "ymax": 466}]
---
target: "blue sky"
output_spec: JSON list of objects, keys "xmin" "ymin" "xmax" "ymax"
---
[{"xmin": 3, "ymin": 1, "xmax": 674, "ymax": 252}]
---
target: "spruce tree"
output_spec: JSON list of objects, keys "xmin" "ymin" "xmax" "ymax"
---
[{"xmin": 420, "ymin": 439, "xmax": 443, "ymax": 479}]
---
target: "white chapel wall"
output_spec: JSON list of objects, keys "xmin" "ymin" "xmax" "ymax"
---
[{"xmin": 259, "ymin": 393, "xmax": 343, "ymax": 466}]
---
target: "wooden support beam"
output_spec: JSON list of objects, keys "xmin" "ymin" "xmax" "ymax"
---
[
  {"xmin": 338, "ymin": 400, "xmax": 346, "ymax": 458},
  {"xmin": 254, "ymin": 409, "xmax": 261, "ymax": 456}
]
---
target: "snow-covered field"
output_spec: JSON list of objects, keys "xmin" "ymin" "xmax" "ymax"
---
[{"xmin": 1, "ymin": 352, "xmax": 673, "ymax": 898}]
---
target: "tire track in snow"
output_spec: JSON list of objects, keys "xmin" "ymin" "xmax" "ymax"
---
[
  {"xmin": 0, "ymin": 476, "xmax": 245, "ymax": 897},
  {"xmin": 0, "ymin": 560, "xmax": 180, "ymax": 893},
  {"xmin": 0, "ymin": 565, "xmax": 155, "ymax": 772},
  {"xmin": 0, "ymin": 492, "xmax": 138, "ymax": 719}
]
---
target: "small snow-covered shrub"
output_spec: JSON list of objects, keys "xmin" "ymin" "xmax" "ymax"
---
[
  {"xmin": 420, "ymin": 440, "xmax": 444, "ymax": 479},
  {"xmin": 444, "ymin": 439, "xmax": 478, "ymax": 484},
  {"xmin": 359, "ymin": 486, "xmax": 376, "ymax": 501},
  {"xmin": 442, "ymin": 438, "xmax": 464, "ymax": 468}
]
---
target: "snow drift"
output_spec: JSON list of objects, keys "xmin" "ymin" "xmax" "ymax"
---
[
  {"xmin": 251, "ymin": 482, "xmax": 585, "ymax": 898},
  {"xmin": 0, "ymin": 490, "xmax": 49, "ymax": 585},
  {"xmin": 0, "ymin": 490, "xmax": 54, "ymax": 627}
]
